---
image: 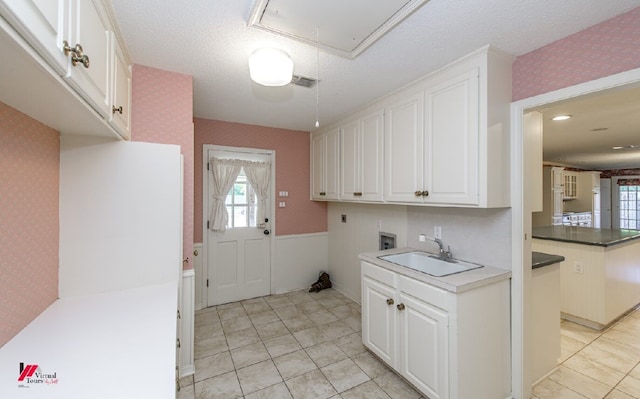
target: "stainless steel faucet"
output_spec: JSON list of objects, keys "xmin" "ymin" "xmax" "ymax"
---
[{"xmin": 429, "ymin": 237, "xmax": 454, "ymax": 261}]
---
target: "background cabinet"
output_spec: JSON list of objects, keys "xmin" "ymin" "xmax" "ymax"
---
[
  {"xmin": 311, "ymin": 127, "xmax": 340, "ymax": 200},
  {"xmin": 563, "ymin": 172, "xmax": 578, "ymax": 199},
  {"xmin": 341, "ymin": 110, "xmax": 384, "ymax": 201}
]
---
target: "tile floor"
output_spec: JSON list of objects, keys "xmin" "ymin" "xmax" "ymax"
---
[
  {"xmin": 533, "ymin": 309, "xmax": 640, "ymax": 399},
  {"xmin": 179, "ymin": 288, "xmax": 426, "ymax": 399}
]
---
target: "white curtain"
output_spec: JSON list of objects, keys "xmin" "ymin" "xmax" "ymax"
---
[
  {"xmin": 209, "ymin": 158, "xmax": 242, "ymax": 232},
  {"xmin": 244, "ymin": 161, "xmax": 271, "ymax": 228}
]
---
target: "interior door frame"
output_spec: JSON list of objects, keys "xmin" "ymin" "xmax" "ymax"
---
[
  {"xmin": 201, "ymin": 144, "xmax": 276, "ymax": 308},
  {"xmin": 510, "ymin": 67, "xmax": 640, "ymax": 398}
]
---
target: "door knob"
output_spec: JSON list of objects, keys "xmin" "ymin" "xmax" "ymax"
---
[
  {"xmin": 397, "ymin": 303, "xmax": 405, "ymax": 311},
  {"xmin": 386, "ymin": 298, "xmax": 394, "ymax": 306},
  {"xmin": 263, "ymin": 229, "xmax": 271, "ymax": 235}
]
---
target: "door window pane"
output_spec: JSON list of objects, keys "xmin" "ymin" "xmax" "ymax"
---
[{"xmin": 225, "ymin": 169, "xmax": 257, "ymax": 228}]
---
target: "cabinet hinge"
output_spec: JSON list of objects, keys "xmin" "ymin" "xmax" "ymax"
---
[
  {"xmin": 207, "ymin": 162, "xmax": 210, "ymax": 171},
  {"xmin": 206, "ymin": 279, "xmax": 209, "ymax": 287},
  {"xmin": 207, "ymin": 220, "xmax": 210, "ymax": 229}
]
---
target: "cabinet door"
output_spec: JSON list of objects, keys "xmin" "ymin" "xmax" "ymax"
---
[
  {"xmin": 311, "ymin": 133, "xmax": 325, "ymax": 200},
  {"xmin": 324, "ymin": 127, "xmax": 341, "ymax": 200},
  {"xmin": 384, "ymin": 92, "xmax": 424, "ymax": 203},
  {"xmin": 109, "ymin": 34, "xmax": 130, "ymax": 139},
  {"xmin": 424, "ymin": 68, "xmax": 479, "ymax": 205},
  {"xmin": 340, "ymin": 120, "xmax": 360, "ymax": 200},
  {"xmin": 0, "ymin": 0, "xmax": 69, "ymax": 74},
  {"xmin": 563, "ymin": 173, "xmax": 577, "ymax": 198},
  {"xmin": 398, "ymin": 291, "xmax": 448, "ymax": 399},
  {"xmin": 66, "ymin": 0, "xmax": 111, "ymax": 117},
  {"xmin": 360, "ymin": 110, "xmax": 384, "ymax": 202},
  {"xmin": 552, "ymin": 167, "xmax": 564, "ymax": 190},
  {"xmin": 553, "ymin": 188, "xmax": 564, "ymax": 223},
  {"xmin": 362, "ymin": 275, "xmax": 396, "ymax": 367}
]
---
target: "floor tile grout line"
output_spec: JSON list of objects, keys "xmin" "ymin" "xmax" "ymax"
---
[{"xmin": 544, "ymin": 310, "xmax": 640, "ymax": 398}]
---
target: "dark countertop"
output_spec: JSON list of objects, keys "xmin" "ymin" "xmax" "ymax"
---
[
  {"xmin": 532, "ymin": 252, "xmax": 564, "ymax": 269},
  {"xmin": 532, "ymin": 226, "xmax": 640, "ymax": 247}
]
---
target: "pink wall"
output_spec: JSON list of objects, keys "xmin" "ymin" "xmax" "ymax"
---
[
  {"xmin": 131, "ymin": 65, "xmax": 194, "ymax": 269},
  {"xmin": 194, "ymin": 118, "xmax": 327, "ymax": 241},
  {"xmin": 513, "ymin": 7, "xmax": 640, "ymax": 101},
  {"xmin": 0, "ymin": 102, "xmax": 59, "ymax": 347}
]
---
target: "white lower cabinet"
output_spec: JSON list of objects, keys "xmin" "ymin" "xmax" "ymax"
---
[{"xmin": 361, "ymin": 261, "xmax": 510, "ymax": 399}]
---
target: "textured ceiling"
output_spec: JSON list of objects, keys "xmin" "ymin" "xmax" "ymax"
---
[
  {"xmin": 109, "ymin": 0, "xmax": 639, "ymax": 134},
  {"xmin": 540, "ymin": 85, "xmax": 640, "ymax": 169}
]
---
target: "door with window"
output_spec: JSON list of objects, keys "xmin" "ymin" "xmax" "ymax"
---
[{"xmin": 205, "ymin": 147, "xmax": 273, "ymax": 306}]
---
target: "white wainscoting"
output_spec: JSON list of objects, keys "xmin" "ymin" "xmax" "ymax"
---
[
  {"xmin": 193, "ymin": 243, "xmax": 203, "ymax": 311},
  {"xmin": 180, "ymin": 269, "xmax": 195, "ymax": 377},
  {"xmin": 273, "ymin": 233, "xmax": 328, "ymax": 294},
  {"xmin": 194, "ymin": 234, "xmax": 328, "ymax": 306}
]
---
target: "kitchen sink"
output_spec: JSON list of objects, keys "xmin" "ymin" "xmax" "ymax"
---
[{"xmin": 378, "ymin": 251, "xmax": 483, "ymax": 277}]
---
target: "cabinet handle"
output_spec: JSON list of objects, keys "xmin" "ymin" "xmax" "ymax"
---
[
  {"xmin": 354, "ymin": 192, "xmax": 363, "ymax": 197},
  {"xmin": 422, "ymin": 190, "xmax": 429, "ymax": 197},
  {"xmin": 386, "ymin": 298, "xmax": 394, "ymax": 306},
  {"xmin": 62, "ymin": 41, "xmax": 90, "ymax": 68},
  {"xmin": 397, "ymin": 303, "xmax": 405, "ymax": 311},
  {"xmin": 112, "ymin": 106, "xmax": 123, "ymax": 114},
  {"xmin": 319, "ymin": 192, "xmax": 326, "ymax": 196},
  {"xmin": 414, "ymin": 191, "xmax": 422, "ymax": 197},
  {"xmin": 177, "ymin": 338, "xmax": 181, "ymax": 348}
]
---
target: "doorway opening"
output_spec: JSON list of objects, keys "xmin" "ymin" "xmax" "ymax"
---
[{"xmin": 511, "ymin": 68, "xmax": 640, "ymax": 398}]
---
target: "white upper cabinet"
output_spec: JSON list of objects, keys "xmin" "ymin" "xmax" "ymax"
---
[
  {"xmin": 312, "ymin": 45, "xmax": 513, "ymax": 208},
  {"xmin": 385, "ymin": 46, "xmax": 512, "ymax": 207},
  {"xmin": 424, "ymin": 68, "xmax": 479, "ymax": 205},
  {"xmin": 109, "ymin": 33, "xmax": 131, "ymax": 139},
  {"xmin": 0, "ymin": 0, "xmax": 131, "ymax": 140},
  {"xmin": 311, "ymin": 127, "xmax": 340, "ymax": 200},
  {"xmin": 341, "ymin": 110, "xmax": 384, "ymax": 202},
  {"xmin": 0, "ymin": 0, "xmax": 69, "ymax": 74},
  {"xmin": 65, "ymin": 0, "xmax": 111, "ymax": 118},
  {"xmin": 384, "ymin": 91, "xmax": 425, "ymax": 203}
]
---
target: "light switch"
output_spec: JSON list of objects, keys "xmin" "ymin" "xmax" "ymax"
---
[{"xmin": 279, "ymin": 201, "xmax": 286, "ymax": 208}]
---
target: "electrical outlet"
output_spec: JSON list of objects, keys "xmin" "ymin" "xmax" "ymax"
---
[
  {"xmin": 434, "ymin": 226, "xmax": 442, "ymax": 239},
  {"xmin": 419, "ymin": 234, "xmax": 426, "ymax": 242},
  {"xmin": 574, "ymin": 262, "xmax": 584, "ymax": 274}
]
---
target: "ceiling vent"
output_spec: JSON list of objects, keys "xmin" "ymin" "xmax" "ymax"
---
[
  {"xmin": 290, "ymin": 75, "xmax": 317, "ymax": 88},
  {"xmin": 248, "ymin": 0, "xmax": 430, "ymax": 59}
]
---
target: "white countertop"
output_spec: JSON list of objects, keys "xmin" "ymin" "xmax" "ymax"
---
[
  {"xmin": 360, "ymin": 247, "xmax": 511, "ymax": 293},
  {"xmin": 0, "ymin": 282, "xmax": 178, "ymax": 398}
]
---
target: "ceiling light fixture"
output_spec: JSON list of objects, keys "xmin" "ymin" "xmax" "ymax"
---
[
  {"xmin": 551, "ymin": 115, "xmax": 572, "ymax": 121},
  {"xmin": 248, "ymin": 48, "xmax": 293, "ymax": 87}
]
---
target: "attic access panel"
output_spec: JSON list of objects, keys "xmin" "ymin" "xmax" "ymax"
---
[{"xmin": 248, "ymin": 0, "xmax": 430, "ymax": 59}]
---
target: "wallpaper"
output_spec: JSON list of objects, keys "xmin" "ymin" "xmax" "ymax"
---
[
  {"xmin": 0, "ymin": 102, "xmax": 59, "ymax": 347},
  {"xmin": 513, "ymin": 6, "xmax": 640, "ymax": 101},
  {"xmin": 194, "ymin": 118, "xmax": 328, "ymax": 242},
  {"xmin": 131, "ymin": 65, "xmax": 194, "ymax": 269}
]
